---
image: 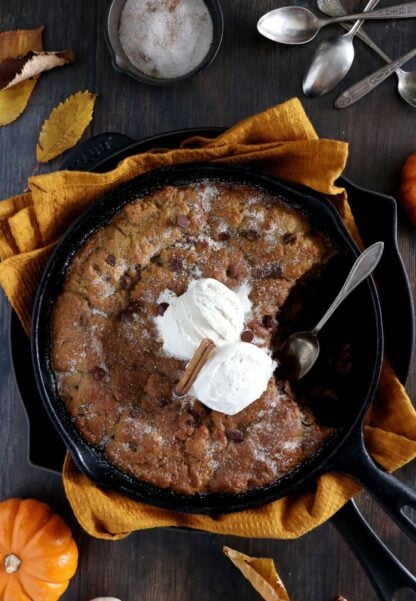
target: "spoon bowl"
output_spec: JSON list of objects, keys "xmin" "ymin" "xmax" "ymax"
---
[
  {"xmin": 397, "ymin": 68, "xmax": 416, "ymax": 106},
  {"xmin": 280, "ymin": 331, "xmax": 320, "ymax": 380},
  {"xmin": 303, "ymin": 34, "xmax": 356, "ymax": 97},
  {"xmin": 257, "ymin": 7, "xmax": 321, "ymax": 45}
]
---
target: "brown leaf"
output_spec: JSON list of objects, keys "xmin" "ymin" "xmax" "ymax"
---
[
  {"xmin": 0, "ymin": 27, "xmax": 44, "ymax": 126},
  {"xmin": 0, "ymin": 50, "xmax": 74, "ymax": 90},
  {"xmin": 36, "ymin": 91, "xmax": 97, "ymax": 163},
  {"xmin": 223, "ymin": 546, "xmax": 290, "ymax": 601},
  {"xmin": 0, "ymin": 26, "xmax": 44, "ymax": 61}
]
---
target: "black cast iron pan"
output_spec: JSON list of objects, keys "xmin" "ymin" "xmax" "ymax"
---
[
  {"xmin": 30, "ymin": 159, "xmax": 414, "ymax": 534},
  {"xmin": 32, "ymin": 163, "xmax": 383, "ymax": 515},
  {"xmin": 31, "ymin": 162, "xmax": 416, "ymax": 535},
  {"xmin": 22, "ymin": 128, "xmax": 416, "ymax": 601}
]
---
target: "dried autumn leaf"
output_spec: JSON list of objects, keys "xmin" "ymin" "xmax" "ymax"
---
[
  {"xmin": 0, "ymin": 26, "xmax": 44, "ymax": 126},
  {"xmin": 36, "ymin": 91, "xmax": 97, "ymax": 163},
  {"xmin": 223, "ymin": 546, "xmax": 290, "ymax": 601},
  {"xmin": 0, "ymin": 50, "xmax": 74, "ymax": 90},
  {"xmin": 0, "ymin": 26, "xmax": 44, "ymax": 61},
  {"xmin": 0, "ymin": 80, "xmax": 37, "ymax": 126}
]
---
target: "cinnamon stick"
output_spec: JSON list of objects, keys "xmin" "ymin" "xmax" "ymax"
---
[{"xmin": 173, "ymin": 338, "xmax": 215, "ymax": 396}]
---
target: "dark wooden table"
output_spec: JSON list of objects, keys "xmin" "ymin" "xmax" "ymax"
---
[{"xmin": 1, "ymin": 1, "xmax": 415, "ymax": 600}]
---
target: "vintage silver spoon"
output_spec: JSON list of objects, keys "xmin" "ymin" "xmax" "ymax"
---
[
  {"xmin": 257, "ymin": 3, "xmax": 416, "ymax": 45},
  {"xmin": 281, "ymin": 241, "xmax": 384, "ymax": 380},
  {"xmin": 318, "ymin": 0, "xmax": 416, "ymax": 108},
  {"xmin": 335, "ymin": 43, "xmax": 416, "ymax": 107},
  {"xmin": 303, "ymin": 0, "xmax": 380, "ymax": 97}
]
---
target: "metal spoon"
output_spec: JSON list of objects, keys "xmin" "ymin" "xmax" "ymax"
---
[
  {"xmin": 303, "ymin": 0, "xmax": 380, "ymax": 97},
  {"xmin": 280, "ymin": 241, "xmax": 384, "ymax": 380},
  {"xmin": 257, "ymin": 3, "xmax": 416, "ymax": 45},
  {"xmin": 318, "ymin": 0, "xmax": 416, "ymax": 108},
  {"xmin": 335, "ymin": 43, "xmax": 416, "ymax": 107}
]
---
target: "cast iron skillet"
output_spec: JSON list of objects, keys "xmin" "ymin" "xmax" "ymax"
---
[
  {"xmin": 31, "ymin": 162, "xmax": 415, "ymax": 540},
  {"xmin": 25, "ymin": 131, "xmax": 415, "ymax": 599}
]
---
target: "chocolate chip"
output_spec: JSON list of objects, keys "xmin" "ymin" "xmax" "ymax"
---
[
  {"xmin": 150, "ymin": 253, "xmax": 162, "ymax": 266},
  {"xmin": 177, "ymin": 215, "xmax": 190, "ymax": 228},
  {"xmin": 128, "ymin": 442, "xmax": 138, "ymax": 452},
  {"xmin": 135, "ymin": 264, "xmax": 142, "ymax": 279},
  {"xmin": 126, "ymin": 300, "xmax": 141, "ymax": 313},
  {"xmin": 157, "ymin": 302, "xmax": 169, "ymax": 315},
  {"xmin": 244, "ymin": 228, "xmax": 259, "ymax": 241},
  {"xmin": 282, "ymin": 232, "xmax": 297, "ymax": 245},
  {"xmin": 229, "ymin": 429, "xmax": 244, "ymax": 442},
  {"xmin": 105, "ymin": 254, "xmax": 116, "ymax": 266},
  {"xmin": 241, "ymin": 330, "xmax": 254, "ymax": 342},
  {"xmin": 268, "ymin": 265, "xmax": 283, "ymax": 278},
  {"xmin": 130, "ymin": 407, "xmax": 140, "ymax": 418},
  {"xmin": 159, "ymin": 397, "xmax": 170, "ymax": 407},
  {"xmin": 120, "ymin": 274, "xmax": 132, "ymax": 290},
  {"xmin": 218, "ymin": 231, "xmax": 230, "ymax": 241},
  {"xmin": 119, "ymin": 309, "xmax": 134, "ymax": 323},
  {"xmin": 262, "ymin": 315, "xmax": 274, "ymax": 329},
  {"xmin": 169, "ymin": 256, "xmax": 183, "ymax": 272},
  {"xmin": 91, "ymin": 366, "xmax": 105, "ymax": 381}
]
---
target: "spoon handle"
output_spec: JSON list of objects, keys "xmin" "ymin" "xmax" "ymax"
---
[
  {"xmin": 318, "ymin": 0, "xmax": 393, "ymax": 64},
  {"xmin": 329, "ymin": 2, "xmax": 416, "ymax": 22},
  {"xmin": 312, "ymin": 242, "xmax": 384, "ymax": 335},
  {"xmin": 347, "ymin": 0, "xmax": 381, "ymax": 37},
  {"xmin": 335, "ymin": 45, "xmax": 416, "ymax": 108}
]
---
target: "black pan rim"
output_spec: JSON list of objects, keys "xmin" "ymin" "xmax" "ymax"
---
[{"xmin": 31, "ymin": 162, "xmax": 383, "ymax": 514}]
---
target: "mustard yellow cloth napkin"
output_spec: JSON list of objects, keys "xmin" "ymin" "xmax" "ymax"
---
[{"xmin": 1, "ymin": 98, "xmax": 415, "ymax": 540}]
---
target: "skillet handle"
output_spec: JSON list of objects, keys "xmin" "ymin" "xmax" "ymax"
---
[
  {"xmin": 331, "ymin": 500, "xmax": 416, "ymax": 600},
  {"xmin": 60, "ymin": 132, "xmax": 134, "ymax": 172},
  {"xmin": 329, "ymin": 426, "xmax": 416, "ymax": 543}
]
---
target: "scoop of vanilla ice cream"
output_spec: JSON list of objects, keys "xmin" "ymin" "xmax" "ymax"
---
[
  {"xmin": 190, "ymin": 342, "xmax": 276, "ymax": 415},
  {"xmin": 157, "ymin": 278, "xmax": 251, "ymax": 360}
]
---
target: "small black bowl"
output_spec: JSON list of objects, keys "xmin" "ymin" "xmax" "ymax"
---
[{"xmin": 105, "ymin": 0, "xmax": 224, "ymax": 86}]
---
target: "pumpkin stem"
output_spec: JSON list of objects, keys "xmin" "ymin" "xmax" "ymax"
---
[{"xmin": 4, "ymin": 553, "xmax": 21, "ymax": 574}]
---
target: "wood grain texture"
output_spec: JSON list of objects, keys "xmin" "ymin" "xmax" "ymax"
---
[{"xmin": 0, "ymin": 0, "xmax": 415, "ymax": 600}]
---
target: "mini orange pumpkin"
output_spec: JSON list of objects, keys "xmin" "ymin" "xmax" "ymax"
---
[
  {"xmin": 0, "ymin": 498, "xmax": 78, "ymax": 601},
  {"xmin": 400, "ymin": 153, "xmax": 416, "ymax": 225}
]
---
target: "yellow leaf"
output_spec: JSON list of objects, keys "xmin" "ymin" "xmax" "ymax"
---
[
  {"xmin": 0, "ymin": 26, "xmax": 44, "ymax": 61},
  {"xmin": 223, "ymin": 546, "xmax": 290, "ymax": 601},
  {"xmin": 36, "ymin": 91, "xmax": 97, "ymax": 163},
  {"xmin": 0, "ymin": 26, "xmax": 44, "ymax": 126},
  {"xmin": 0, "ymin": 78, "xmax": 37, "ymax": 126}
]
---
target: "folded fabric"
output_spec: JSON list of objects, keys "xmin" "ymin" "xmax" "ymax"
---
[{"xmin": 1, "ymin": 97, "xmax": 415, "ymax": 540}]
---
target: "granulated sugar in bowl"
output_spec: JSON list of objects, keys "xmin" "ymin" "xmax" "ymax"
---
[{"xmin": 119, "ymin": 0, "xmax": 214, "ymax": 79}]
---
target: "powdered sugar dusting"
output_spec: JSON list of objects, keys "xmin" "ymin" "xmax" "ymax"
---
[{"xmin": 119, "ymin": 0, "xmax": 213, "ymax": 79}]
